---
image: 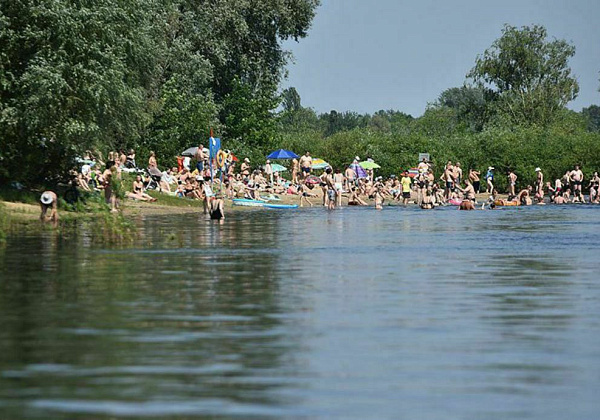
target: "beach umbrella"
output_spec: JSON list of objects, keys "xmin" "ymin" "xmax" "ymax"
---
[
  {"xmin": 349, "ymin": 163, "xmax": 368, "ymax": 179},
  {"xmin": 305, "ymin": 175, "xmax": 321, "ymax": 185},
  {"xmin": 267, "ymin": 149, "xmax": 299, "ymax": 159},
  {"xmin": 407, "ymin": 168, "xmax": 419, "ymax": 178},
  {"xmin": 181, "ymin": 146, "xmax": 209, "ymax": 157},
  {"xmin": 359, "ymin": 161, "xmax": 381, "ymax": 170},
  {"xmin": 264, "ymin": 163, "xmax": 287, "ymax": 172},
  {"xmin": 311, "ymin": 158, "xmax": 330, "ymax": 170}
]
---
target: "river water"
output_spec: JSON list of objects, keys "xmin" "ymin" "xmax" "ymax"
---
[{"xmin": 1, "ymin": 205, "xmax": 599, "ymax": 419}]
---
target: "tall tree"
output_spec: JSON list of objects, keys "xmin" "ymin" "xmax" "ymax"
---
[
  {"xmin": 0, "ymin": 0, "xmax": 159, "ymax": 182},
  {"xmin": 468, "ymin": 24, "xmax": 579, "ymax": 127}
]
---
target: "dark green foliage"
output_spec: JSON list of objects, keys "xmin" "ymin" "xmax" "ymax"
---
[
  {"xmin": 0, "ymin": 0, "xmax": 320, "ymax": 185},
  {"xmin": 582, "ymin": 105, "xmax": 600, "ymax": 132},
  {"xmin": 468, "ymin": 24, "xmax": 579, "ymax": 127}
]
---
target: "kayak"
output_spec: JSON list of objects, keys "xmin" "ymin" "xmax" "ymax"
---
[
  {"xmin": 264, "ymin": 203, "xmax": 298, "ymax": 209},
  {"xmin": 494, "ymin": 199, "xmax": 519, "ymax": 206},
  {"xmin": 232, "ymin": 199, "xmax": 265, "ymax": 207}
]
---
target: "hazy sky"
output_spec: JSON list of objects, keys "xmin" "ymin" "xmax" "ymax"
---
[{"xmin": 282, "ymin": 0, "xmax": 600, "ymax": 117}]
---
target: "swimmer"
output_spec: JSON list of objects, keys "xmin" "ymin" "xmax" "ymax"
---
[{"xmin": 459, "ymin": 200, "xmax": 475, "ymax": 210}]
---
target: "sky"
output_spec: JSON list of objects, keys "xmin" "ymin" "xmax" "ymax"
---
[{"xmin": 282, "ymin": 0, "xmax": 600, "ymax": 117}]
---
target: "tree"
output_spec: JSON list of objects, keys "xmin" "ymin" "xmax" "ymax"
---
[
  {"xmin": 0, "ymin": 0, "xmax": 160, "ymax": 183},
  {"xmin": 434, "ymin": 85, "xmax": 494, "ymax": 132},
  {"xmin": 468, "ymin": 24, "xmax": 579, "ymax": 127},
  {"xmin": 582, "ymin": 105, "xmax": 600, "ymax": 132}
]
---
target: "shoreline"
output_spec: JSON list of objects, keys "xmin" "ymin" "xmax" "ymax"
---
[{"xmin": 1, "ymin": 191, "xmax": 504, "ymax": 223}]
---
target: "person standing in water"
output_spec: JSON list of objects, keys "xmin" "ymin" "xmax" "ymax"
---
[
  {"xmin": 208, "ymin": 196, "xmax": 225, "ymax": 220},
  {"xmin": 570, "ymin": 165, "xmax": 584, "ymax": 196},
  {"xmin": 333, "ymin": 168, "xmax": 345, "ymax": 207},
  {"xmin": 507, "ymin": 170, "xmax": 517, "ymax": 197},
  {"xmin": 400, "ymin": 171, "xmax": 412, "ymax": 205},
  {"xmin": 324, "ymin": 167, "xmax": 336, "ymax": 210},
  {"xmin": 535, "ymin": 167, "xmax": 544, "ymax": 196},
  {"xmin": 469, "ymin": 168, "xmax": 481, "ymax": 194},
  {"xmin": 486, "ymin": 167, "xmax": 495, "ymax": 195}
]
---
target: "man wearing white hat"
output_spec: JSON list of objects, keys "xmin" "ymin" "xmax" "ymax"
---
[
  {"xmin": 486, "ymin": 167, "xmax": 495, "ymax": 195},
  {"xmin": 535, "ymin": 167, "xmax": 544, "ymax": 197},
  {"xmin": 40, "ymin": 191, "xmax": 58, "ymax": 224}
]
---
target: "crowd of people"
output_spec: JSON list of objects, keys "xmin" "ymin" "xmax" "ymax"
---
[{"xmin": 38, "ymin": 144, "xmax": 600, "ymax": 223}]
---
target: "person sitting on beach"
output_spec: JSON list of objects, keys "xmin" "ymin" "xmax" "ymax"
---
[
  {"xmin": 348, "ymin": 186, "xmax": 368, "ymax": 206},
  {"xmin": 160, "ymin": 167, "xmax": 177, "ymax": 193},
  {"xmin": 40, "ymin": 191, "xmax": 59, "ymax": 225},
  {"xmin": 129, "ymin": 175, "xmax": 157, "ymax": 201},
  {"xmin": 554, "ymin": 193, "xmax": 566, "ymax": 204},
  {"xmin": 182, "ymin": 178, "xmax": 201, "ymax": 200},
  {"xmin": 563, "ymin": 188, "xmax": 571, "ymax": 202}
]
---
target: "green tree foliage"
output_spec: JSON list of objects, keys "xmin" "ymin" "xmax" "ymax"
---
[
  {"xmin": 0, "ymin": 0, "xmax": 159, "ymax": 182},
  {"xmin": 582, "ymin": 105, "xmax": 600, "ymax": 132},
  {"xmin": 432, "ymin": 85, "xmax": 494, "ymax": 132},
  {"xmin": 468, "ymin": 24, "xmax": 579, "ymax": 127},
  {"xmin": 0, "ymin": 0, "xmax": 320, "ymax": 184}
]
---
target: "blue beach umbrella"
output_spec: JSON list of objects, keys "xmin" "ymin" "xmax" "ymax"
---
[{"xmin": 267, "ymin": 149, "xmax": 299, "ymax": 159}]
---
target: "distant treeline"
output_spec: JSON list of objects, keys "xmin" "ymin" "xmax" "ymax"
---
[
  {"xmin": 275, "ymin": 24, "xmax": 600, "ymax": 191},
  {"xmin": 1, "ymin": 7, "xmax": 599, "ymax": 193}
]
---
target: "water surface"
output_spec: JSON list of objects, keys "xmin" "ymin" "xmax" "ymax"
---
[{"xmin": 1, "ymin": 205, "xmax": 599, "ymax": 419}]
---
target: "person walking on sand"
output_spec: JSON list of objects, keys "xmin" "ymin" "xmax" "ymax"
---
[
  {"xmin": 291, "ymin": 158, "xmax": 299, "ymax": 183},
  {"xmin": 40, "ymin": 191, "xmax": 59, "ymax": 225},
  {"xmin": 299, "ymin": 152, "xmax": 312, "ymax": 178}
]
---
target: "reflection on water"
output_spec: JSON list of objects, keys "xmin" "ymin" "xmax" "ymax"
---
[{"xmin": 1, "ymin": 206, "xmax": 599, "ymax": 419}]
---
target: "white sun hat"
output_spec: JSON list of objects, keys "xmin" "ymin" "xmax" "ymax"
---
[
  {"xmin": 535, "ymin": 167, "xmax": 541, "ymax": 172},
  {"xmin": 40, "ymin": 192, "xmax": 54, "ymax": 205}
]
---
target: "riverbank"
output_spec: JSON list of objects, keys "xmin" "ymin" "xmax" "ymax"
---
[{"xmin": 1, "ymin": 190, "xmax": 499, "ymax": 222}]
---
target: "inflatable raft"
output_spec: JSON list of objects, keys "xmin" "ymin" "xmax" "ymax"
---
[
  {"xmin": 494, "ymin": 199, "xmax": 520, "ymax": 207},
  {"xmin": 232, "ymin": 199, "xmax": 297, "ymax": 209}
]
